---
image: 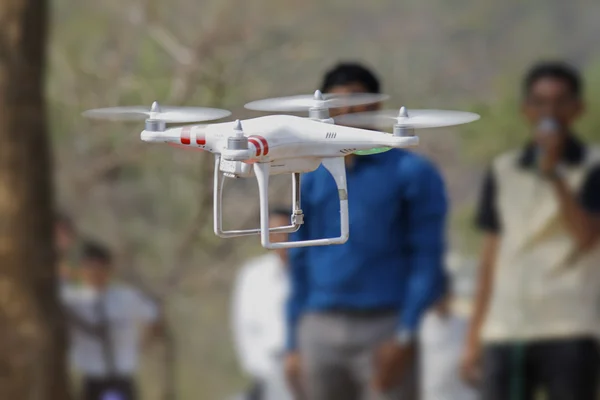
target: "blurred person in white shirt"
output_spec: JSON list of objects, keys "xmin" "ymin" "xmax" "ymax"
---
[
  {"xmin": 231, "ymin": 207, "xmax": 293, "ymax": 400},
  {"xmin": 419, "ymin": 254, "xmax": 478, "ymax": 400},
  {"xmin": 62, "ymin": 240, "xmax": 161, "ymax": 400}
]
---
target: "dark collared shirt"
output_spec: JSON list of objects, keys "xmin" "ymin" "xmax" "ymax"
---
[{"xmin": 476, "ymin": 135, "xmax": 600, "ymax": 233}]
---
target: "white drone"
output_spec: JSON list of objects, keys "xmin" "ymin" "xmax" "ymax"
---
[{"xmin": 83, "ymin": 91, "xmax": 479, "ymax": 249}]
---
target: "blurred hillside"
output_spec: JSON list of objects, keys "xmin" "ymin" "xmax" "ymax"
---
[{"xmin": 47, "ymin": 0, "xmax": 600, "ymax": 398}]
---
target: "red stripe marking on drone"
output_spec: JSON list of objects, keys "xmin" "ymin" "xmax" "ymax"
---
[
  {"xmin": 196, "ymin": 131, "xmax": 206, "ymax": 146},
  {"xmin": 250, "ymin": 135, "xmax": 269, "ymax": 156},
  {"xmin": 180, "ymin": 127, "xmax": 191, "ymax": 145},
  {"xmin": 248, "ymin": 138, "xmax": 262, "ymax": 156}
]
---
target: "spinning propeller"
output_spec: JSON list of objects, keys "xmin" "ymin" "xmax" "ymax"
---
[
  {"xmin": 82, "ymin": 101, "xmax": 231, "ymax": 124},
  {"xmin": 245, "ymin": 90, "xmax": 389, "ymax": 119},
  {"xmin": 334, "ymin": 106, "xmax": 480, "ymax": 130},
  {"xmin": 335, "ymin": 106, "xmax": 480, "ymax": 155}
]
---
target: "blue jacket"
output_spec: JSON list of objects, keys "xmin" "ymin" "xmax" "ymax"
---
[{"xmin": 286, "ymin": 150, "xmax": 448, "ymax": 350}]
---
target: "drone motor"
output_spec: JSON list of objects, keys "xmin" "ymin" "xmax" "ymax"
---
[
  {"xmin": 308, "ymin": 90, "xmax": 331, "ymax": 121},
  {"xmin": 227, "ymin": 120, "xmax": 249, "ymax": 150},
  {"xmin": 145, "ymin": 101, "xmax": 167, "ymax": 132},
  {"xmin": 392, "ymin": 107, "xmax": 415, "ymax": 137}
]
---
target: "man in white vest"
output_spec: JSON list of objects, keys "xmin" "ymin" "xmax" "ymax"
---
[{"xmin": 461, "ymin": 61, "xmax": 600, "ymax": 400}]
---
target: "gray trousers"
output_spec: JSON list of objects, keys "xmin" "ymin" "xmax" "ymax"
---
[{"xmin": 298, "ymin": 311, "xmax": 418, "ymax": 400}]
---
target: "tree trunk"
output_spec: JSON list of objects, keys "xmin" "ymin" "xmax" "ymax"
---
[{"xmin": 0, "ymin": 0, "xmax": 71, "ymax": 399}]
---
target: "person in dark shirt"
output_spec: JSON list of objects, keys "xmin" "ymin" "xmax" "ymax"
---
[
  {"xmin": 284, "ymin": 62, "xmax": 449, "ymax": 400},
  {"xmin": 461, "ymin": 61, "xmax": 600, "ymax": 400}
]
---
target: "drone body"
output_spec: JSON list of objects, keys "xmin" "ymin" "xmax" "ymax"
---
[
  {"xmin": 141, "ymin": 115, "xmax": 419, "ymax": 178},
  {"xmin": 84, "ymin": 92, "xmax": 479, "ymax": 249}
]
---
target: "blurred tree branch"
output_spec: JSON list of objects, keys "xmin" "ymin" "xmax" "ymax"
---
[{"xmin": 68, "ymin": 2, "xmax": 247, "ymax": 194}]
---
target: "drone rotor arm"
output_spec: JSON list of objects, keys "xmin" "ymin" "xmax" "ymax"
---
[{"xmin": 140, "ymin": 125, "xmax": 196, "ymax": 145}]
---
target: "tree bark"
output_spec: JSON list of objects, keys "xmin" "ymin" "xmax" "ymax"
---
[{"xmin": 0, "ymin": 0, "xmax": 71, "ymax": 399}]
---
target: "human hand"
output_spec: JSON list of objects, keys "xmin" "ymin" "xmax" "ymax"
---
[
  {"xmin": 434, "ymin": 294, "xmax": 452, "ymax": 319},
  {"xmin": 371, "ymin": 340, "xmax": 414, "ymax": 393},
  {"xmin": 460, "ymin": 340, "xmax": 482, "ymax": 387},
  {"xmin": 284, "ymin": 351, "xmax": 304, "ymax": 399}
]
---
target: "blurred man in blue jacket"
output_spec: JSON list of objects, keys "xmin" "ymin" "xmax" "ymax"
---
[{"xmin": 283, "ymin": 62, "xmax": 449, "ymax": 400}]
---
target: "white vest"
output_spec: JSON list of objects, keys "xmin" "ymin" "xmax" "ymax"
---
[{"xmin": 482, "ymin": 146, "xmax": 600, "ymax": 342}]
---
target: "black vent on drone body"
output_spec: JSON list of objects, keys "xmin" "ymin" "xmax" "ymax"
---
[{"xmin": 326, "ymin": 132, "xmax": 337, "ymax": 139}]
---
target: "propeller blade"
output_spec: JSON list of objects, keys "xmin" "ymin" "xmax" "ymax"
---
[
  {"xmin": 82, "ymin": 104, "xmax": 231, "ymax": 123},
  {"xmin": 81, "ymin": 107, "xmax": 152, "ymax": 121},
  {"xmin": 334, "ymin": 108, "xmax": 480, "ymax": 129},
  {"xmin": 244, "ymin": 92, "xmax": 389, "ymax": 112}
]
